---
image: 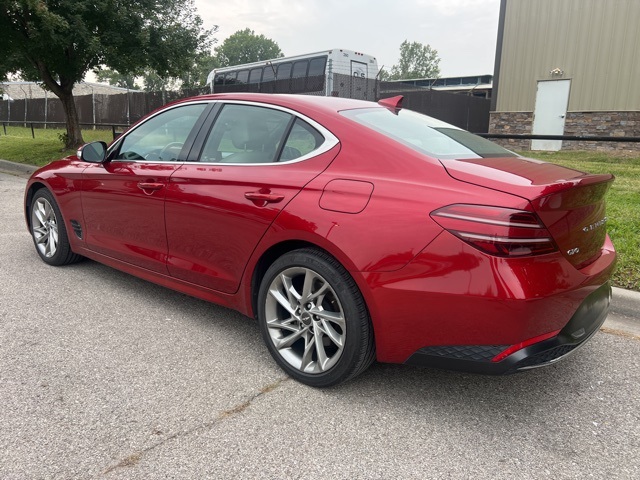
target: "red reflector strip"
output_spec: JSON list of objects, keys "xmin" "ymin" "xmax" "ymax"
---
[{"xmin": 492, "ymin": 329, "xmax": 561, "ymax": 363}]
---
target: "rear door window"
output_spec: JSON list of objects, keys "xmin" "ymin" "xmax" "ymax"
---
[
  {"xmin": 200, "ymin": 104, "xmax": 293, "ymax": 164},
  {"xmin": 279, "ymin": 119, "xmax": 325, "ymax": 161}
]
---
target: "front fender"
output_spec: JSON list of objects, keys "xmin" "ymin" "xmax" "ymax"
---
[{"xmin": 24, "ymin": 158, "xmax": 88, "ymax": 247}]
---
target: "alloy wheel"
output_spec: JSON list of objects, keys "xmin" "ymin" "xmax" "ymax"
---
[
  {"xmin": 264, "ymin": 266, "xmax": 346, "ymax": 374},
  {"xmin": 31, "ymin": 197, "xmax": 59, "ymax": 258}
]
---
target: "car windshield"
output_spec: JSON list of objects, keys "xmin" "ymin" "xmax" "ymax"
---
[{"xmin": 340, "ymin": 107, "xmax": 516, "ymax": 159}]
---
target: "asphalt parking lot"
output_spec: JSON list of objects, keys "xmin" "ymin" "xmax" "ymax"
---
[{"xmin": 1, "ymin": 169, "xmax": 639, "ymax": 479}]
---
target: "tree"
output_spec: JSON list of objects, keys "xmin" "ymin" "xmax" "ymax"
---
[
  {"xmin": 0, "ymin": 0, "xmax": 214, "ymax": 148},
  {"xmin": 214, "ymin": 28, "xmax": 283, "ymax": 67},
  {"xmin": 96, "ymin": 47, "xmax": 219, "ymax": 92},
  {"xmin": 179, "ymin": 53, "xmax": 220, "ymax": 90},
  {"xmin": 95, "ymin": 70, "xmax": 139, "ymax": 90},
  {"xmin": 388, "ymin": 40, "xmax": 441, "ymax": 80}
]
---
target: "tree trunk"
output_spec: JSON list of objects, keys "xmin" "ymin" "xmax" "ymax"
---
[
  {"xmin": 33, "ymin": 63, "xmax": 85, "ymax": 150},
  {"xmin": 58, "ymin": 89, "xmax": 85, "ymax": 149}
]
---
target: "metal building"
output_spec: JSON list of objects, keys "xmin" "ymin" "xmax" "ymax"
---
[{"xmin": 490, "ymin": 0, "xmax": 640, "ymax": 151}]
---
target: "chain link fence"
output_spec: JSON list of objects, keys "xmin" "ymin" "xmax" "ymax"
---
[{"xmin": 0, "ymin": 77, "xmax": 489, "ymax": 134}]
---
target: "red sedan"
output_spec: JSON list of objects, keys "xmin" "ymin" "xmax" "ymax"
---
[{"xmin": 25, "ymin": 93, "xmax": 616, "ymax": 387}]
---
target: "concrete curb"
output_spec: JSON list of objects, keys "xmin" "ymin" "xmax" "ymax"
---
[
  {"xmin": 0, "ymin": 159, "xmax": 38, "ymax": 177},
  {"xmin": 612, "ymin": 287, "xmax": 640, "ymax": 319}
]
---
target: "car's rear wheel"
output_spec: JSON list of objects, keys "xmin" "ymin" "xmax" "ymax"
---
[
  {"xmin": 30, "ymin": 189, "xmax": 82, "ymax": 266},
  {"xmin": 257, "ymin": 248, "xmax": 375, "ymax": 387}
]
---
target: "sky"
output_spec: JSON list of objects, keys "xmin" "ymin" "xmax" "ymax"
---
[{"xmin": 193, "ymin": 0, "xmax": 502, "ymax": 77}]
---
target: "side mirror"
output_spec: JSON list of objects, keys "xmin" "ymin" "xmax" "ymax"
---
[{"xmin": 77, "ymin": 141, "xmax": 107, "ymax": 163}]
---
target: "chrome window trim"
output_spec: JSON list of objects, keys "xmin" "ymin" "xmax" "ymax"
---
[
  {"xmin": 193, "ymin": 100, "xmax": 339, "ymax": 166},
  {"xmin": 107, "ymin": 101, "xmax": 211, "ymax": 162},
  {"xmin": 109, "ymin": 99, "xmax": 340, "ymax": 166}
]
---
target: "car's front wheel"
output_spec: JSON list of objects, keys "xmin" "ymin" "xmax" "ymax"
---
[
  {"xmin": 29, "ymin": 189, "xmax": 82, "ymax": 266},
  {"xmin": 257, "ymin": 248, "xmax": 375, "ymax": 387}
]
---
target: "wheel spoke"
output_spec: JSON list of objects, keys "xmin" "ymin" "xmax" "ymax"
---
[
  {"xmin": 34, "ymin": 228, "xmax": 48, "ymax": 242},
  {"xmin": 310, "ymin": 308, "xmax": 345, "ymax": 328},
  {"xmin": 266, "ymin": 316, "xmax": 299, "ymax": 333},
  {"xmin": 283, "ymin": 273, "xmax": 301, "ymax": 301},
  {"xmin": 301, "ymin": 269, "xmax": 317, "ymax": 301},
  {"xmin": 304, "ymin": 273, "xmax": 330, "ymax": 303},
  {"xmin": 49, "ymin": 224, "xmax": 58, "ymax": 246},
  {"xmin": 313, "ymin": 327, "xmax": 329, "ymax": 370},
  {"xmin": 34, "ymin": 203, "xmax": 47, "ymax": 226},
  {"xmin": 299, "ymin": 331, "xmax": 316, "ymax": 371},
  {"xmin": 316, "ymin": 319, "xmax": 344, "ymax": 348},
  {"xmin": 45, "ymin": 236, "xmax": 53, "ymax": 257},
  {"xmin": 268, "ymin": 287, "xmax": 297, "ymax": 317},
  {"xmin": 43, "ymin": 201, "xmax": 53, "ymax": 221},
  {"xmin": 275, "ymin": 325, "xmax": 308, "ymax": 350}
]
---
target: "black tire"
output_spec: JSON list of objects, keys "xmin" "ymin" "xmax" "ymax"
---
[
  {"xmin": 257, "ymin": 248, "xmax": 375, "ymax": 387},
  {"xmin": 29, "ymin": 188, "xmax": 83, "ymax": 266}
]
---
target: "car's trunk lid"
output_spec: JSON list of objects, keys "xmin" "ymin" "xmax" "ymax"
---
[{"xmin": 439, "ymin": 156, "xmax": 614, "ymax": 268}]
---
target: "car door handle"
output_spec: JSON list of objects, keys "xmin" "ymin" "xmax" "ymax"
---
[
  {"xmin": 138, "ymin": 182, "xmax": 164, "ymax": 191},
  {"xmin": 244, "ymin": 192, "xmax": 285, "ymax": 203}
]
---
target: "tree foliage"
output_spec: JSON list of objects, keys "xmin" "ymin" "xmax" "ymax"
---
[
  {"xmin": 96, "ymin": 51, "xmax": 219, "ymax": 93},
  {"xmin": 95, "ymin": 70, "xmax": 139, "ymax": 90},
  {"xmin": 387, "ymin": 40, "xmax": 441, "ymax": 80},
  {"xmin": 0, "ymin": 0, "xmax": 214, "ymax": 148},
  {"xmin": 214, "ymin": 28, "xmax": 283, "ymax": 67},
  {"xmin": 178, "ymin": 53, "xmax": 220, "ymax": 90}
]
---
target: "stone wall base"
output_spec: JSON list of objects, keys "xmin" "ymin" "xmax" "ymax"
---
[
  {"xmin": 488, "ymin": 112, "xmax": 532, "ymax": 151},
  {"xmin": 489, "ymin": 111, "xmax": 640, "ymax": 152}
]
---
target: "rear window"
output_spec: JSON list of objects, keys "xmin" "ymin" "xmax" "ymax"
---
[{"xmin": 340, "ymin": 108, "xmax": 515, "ymax": 159}]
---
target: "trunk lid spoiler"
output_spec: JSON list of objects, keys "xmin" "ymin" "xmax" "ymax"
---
[{"xmin": 440, "ymin": 156, "xmax": 614, "ymax": 268}]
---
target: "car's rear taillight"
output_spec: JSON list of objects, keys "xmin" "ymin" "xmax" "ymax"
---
[{"xmin": 431, "ymin": 204, "xmax": 558, "ymax": 257}]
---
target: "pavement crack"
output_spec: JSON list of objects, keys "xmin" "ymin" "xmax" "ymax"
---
[
  {"xmin": 101, "ymin": 376, "xmax": 289, "ymax": 476},
  {"xmin": 600, "ymin": 326, "xmax": 640, "ymax": 341}
]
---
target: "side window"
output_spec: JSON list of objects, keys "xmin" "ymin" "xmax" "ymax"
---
[
  {"xmin": 200, "ymin": 104, "xmax": 292, "ymax": 164},
  {"xmin": 291, "ymin": 60, "xmax": 308, "ymax": 93},
  {"xmin": 114, "ymin": 104, "xmax": 207, "ymax": 161},
  {"xmin": 262, "ymin": 65, "xmax": 276, "ymax": 93},
  {"xmin": 236, "ymin": 70, "xmax": 249, "ymax": 84},
  {"xmin": 276, "ymin": 63, "xmax": 292, "ymax": 93},
  {"xmin": 308, "ymin": 57, "xmax": 327, "ymax": 92},
  {"xmin": 276, "ymin": 62, "xmax": 292, "ymax": 80},
  {"xmin": 308, "ymin": 57, "xmax": 327, "ymax": 76},
  {"xmin": 224, "ymin": 72, "xmax": 237, "ymax": 85},
  {"xmin": 249, "ymin": 68, "xmax": 263, "ymax": 84},
  {"xmin": 279, "ymin": 119, "xmax": 325, "ymax": 161},
  {"xmin": 292, "ymin": 60, "xmax": 308, "ymax": 78},
  {"xmin": 262, "ymin": 65, "xmax": 275, "ymax": 83}
]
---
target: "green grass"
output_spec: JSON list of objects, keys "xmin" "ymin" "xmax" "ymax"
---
[
  {"xmin": 0, "ymin": 126, "xmax": 114, "ymax": 167},
  {"xmin": 1, "ymin": 128, "xmax": 637, "ymax": 290},
  {"xmin": 521, "ymin": 151, "xmax": 640, "ymax": 291}
]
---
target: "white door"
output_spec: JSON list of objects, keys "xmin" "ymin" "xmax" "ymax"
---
[{"xmin": 531, "ymin": 79, "xmax": 571, "ymax": 151}]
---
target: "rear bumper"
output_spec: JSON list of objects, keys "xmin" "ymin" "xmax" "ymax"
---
[{"xmin": 404, "ymin": 282, "xmax": 612, "ymax": 374}]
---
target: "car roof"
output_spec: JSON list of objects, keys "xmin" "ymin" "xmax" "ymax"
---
[{"xmin": 175, "ymin": 93, "xmax": 378, "ymax": 115}]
